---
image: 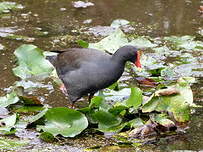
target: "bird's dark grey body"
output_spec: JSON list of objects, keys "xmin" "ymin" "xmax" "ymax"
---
[{"xmin": 51, "ymin": 46, "xmax": 139, "ymax": 103}]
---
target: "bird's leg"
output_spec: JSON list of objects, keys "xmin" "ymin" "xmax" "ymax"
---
[
  {"xmin": 88, "ymin": 92, "xmax": 95, "ymax": 103},
  {"xmin": 68, "ymin": 103, "xmax": 76, "ymax": 109},
  {"xmin": 59, "ymin": 84, "xmax": 68, "ymax": 96}
]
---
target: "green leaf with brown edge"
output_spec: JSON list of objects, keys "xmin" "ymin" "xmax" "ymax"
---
[
  {"xmin": 152, "ymin": 114, "xmax": 175, "ymax": 128},
  {"xmin": 125, "ymin": 87, "xmax": 143, "ymax": 110},
  {"xmin": 13, "ymin": 44, "xmax": 54, "ymax": 80},
  {"xmin": 37, "ymin": 107, "xmax": 88, "ymax": 137},
  {"xmin": 142, "ymin": 78, "xmax": 193, "ymax": 122}
]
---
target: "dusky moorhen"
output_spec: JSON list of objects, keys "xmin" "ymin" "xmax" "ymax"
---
[{"xmin": 51, "ymin": 45, "xmax": 141, "ymax": 105}]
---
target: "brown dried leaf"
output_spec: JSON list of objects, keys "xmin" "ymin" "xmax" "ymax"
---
[{"xmin": 155, "ymin": 88, "xmax": 180, "ymax": 96}]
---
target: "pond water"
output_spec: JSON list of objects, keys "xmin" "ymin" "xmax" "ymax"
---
[{"xmin": 0, "ymin": 0, "xmax": 203, "ymax": 151}]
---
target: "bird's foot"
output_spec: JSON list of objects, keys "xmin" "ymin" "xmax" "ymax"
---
[
  {"xmin": 67, "ymin": 103, "xmax": 76, "ymax": 109},
  {"xmin": 60, "ymin": 84, "xmax": 68, "ymax": 96}
]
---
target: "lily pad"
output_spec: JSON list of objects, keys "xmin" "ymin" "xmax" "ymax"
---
[
  {"xmin": 142, "ymin": 78, "xmax": 193, "ymax": 122},
  {"xmin": 0, "ymin": 114, "xmax": 17, "ymax": 134},
  {"xmin": 104, "ymin": 88, "xmax": 131, "ymax": 102},
  {"xmin": 0, "ymin": 136, "xmax": 28, "ymax": 150},
  {"xmin": 110, "ymin": 19, "xmax": 130, "ymax": 28},
  {"xmin": 77, "ymin": 40, "xmax": 89, "ymax": 48},
  {"xmin": 0, "ymin": 2, "xmax": 23, "ymax": 14},
  {"xmin": 92, "ymin": 110, "xmax": 122, "ymax": 132},
  {"xmin": 164, "ymin": 35, "xmax": 203, "ymax": 50},
  {"xmin": 0, "ymin": 92, "xmax": 19, "ymax": 108},
  {"xmin": 38, "ymin": 107, "xmax": 88, "ymax": 137},
  {"xmin": 26, "ymin": 108, "xmax": 48, "ymax": 124},
  {"xmin": 128, "ymin": 37, "xmax": 157, "ymax": 48},
  {"xmin": 13, "ymin": 44, "xmax": 55, "ymax": 80},
  {"xmin": 152, "ymin": 114, "xmax": 175, "ymax": 130},
  {"xmin": 125, "ymin": 87, "xmax": 143, "ymax": 110},
  {"xmin": 89, "ymin": 28, "xmax": 128, "ymax": 54}
]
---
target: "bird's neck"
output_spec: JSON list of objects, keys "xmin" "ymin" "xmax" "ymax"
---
[{"xmin": 112, "ymin": 50, "xmax": 128, "ymax": 65}]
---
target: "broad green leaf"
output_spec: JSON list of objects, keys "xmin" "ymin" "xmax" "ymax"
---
[
  {"xmin": 128, "ymin": 37, "xmax": 157, "ymax": 48},
  {"xmin": 89, "ymin": 96, "xmax": 111, "ymax": 110},
  {"xmin": 89, "ymin": 28, "xmax": 128, "ymax": 54},
  {"xmin": 39, "ymin": 132, "xmax": 55, "ymax": 142},
  {"xmin": 89, "ymin": 28, "xmax": 157, "ymax": 54},
  {"xmin": 0, "ymin": 2, "xmax": 23, "ymax": 14},
  {"xmin": 92, "ymin": 110, "xmax": 122, "ymax": 132},
  {"xmin": 14, "ymin": 106, "xmax": 44, "ymax": 113},
  {"xmin": 164, "ymin": 35, "xmax": 203, "ymax": 50},
  {"xmin": 89, "ymin": 96, "xmax": 104, "ymax": 109},
  {"xmin": 142, "ymin": 78, "xmax": 193, "ymax": 122},
  {"xmin": 0, "ymin": 92, "xmax": 19, "ymax": 108},
  {"xmin": 0, "ymin": 114, "xmax": 16, "ymax": 134},
  {"xmin": 38, "ymin": 107, "xmax": 88, "ymax": 137},
  {"xmin": 108, "ymin": 105, "xmax": 128, "ymax": 116},
  {"xmin": 125, "ymin": 87, "xmax": 143, "ymax": 109},
  {"xmin": 13, "ymin": 44, "xmax": 55, "ymax": 79},
  {"xmin": 161, "ymin": 67, "xmax": 177, "ymax": 78},
  {"xmin": 110, "ymin": 19, "xmax": 130, "ymax": 28},
  {"xmin": 26, "ymin": 108, "xmax": 48, "ymax": 124},
  {"xmin": 152, "ymin": 114, "xmax": 175, "ymax": 127},
  {"xmin": 104, "ymin": 88, "xmax": 131, "ymax": 102},
  {"xmin": 0, "ymin": 137, "xmax": 28, "ymax": 150},
  {"xmin": 153, "ymin": 46, "xmax": 170, "ymax": 55},
  {"xmin": 77, "ymin": 40, "xmax": 89, "ymax": 48},
  {"xmin": 127, "ymin": 118, "xmax": 144, "ymax": 129}
]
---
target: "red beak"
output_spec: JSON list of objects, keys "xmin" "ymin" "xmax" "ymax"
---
[{"xmin": 135, "ymin": 50, "xmax": 141, "ymax": 68}]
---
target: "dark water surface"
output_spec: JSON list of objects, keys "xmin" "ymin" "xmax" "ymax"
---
[{"xmin": 0, "ymin": 0, "xmax": 203, "ymax": 151}]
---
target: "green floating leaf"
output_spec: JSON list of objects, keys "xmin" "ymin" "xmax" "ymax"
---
[
  {"xmin": 39, "ymin": 132, "xmax": 55, "ymax": 142},
  {"xmin": 89, "ymin": 96, "xmax": 111, "ymax": 110},
  {"xmin": 108, "ymin": 105, "xmax": 128, "ymax": 116},
  {"xmin": 38, "ymin": 107, "xmax": 88, "ymax": 137},
  {"xmin": 14, "ymin": 106, "xmax": 44, "ymax": 113},
  {"xmin": 89, "ymin": 28, "xmax": 157, "ymax": 54},
  {"xmin": 127, "ymin": 118, "xmax": 144, "ymax": 129},
  {"xmin": 0, "ymin": 136, "xmax": 28, "ymax": 150},
  {"xmin": 92, "ymin": 110, "xmax": 122, "ymax": 132},
  {"xmin": 0, "ymin": 92, "xmax": 19, "ymax": 108},
  {"xmin": 77, "ymin": 40, "xmax": 89, "ymax": 48},
  {"xmin": 125, "ymin": 87, "xmax": 143, "ymax": 110},
  {"xmin": 110, "ymin": 19, "xmax": 130, "ymax": 28},
  {"xmin": 128, "ymin": 37, "xmax": 157, "ymax": 48},
  {"xmin": 0, "ymin": 2, "xmax": 23, "ymax": 14},
  {"xmin": 164, "ymin": 35, "xmax": 203, "ymax": 50},
  {"xmin": 104, "ymin": 88, "xmax": 131, "ymax": 102},
  {"xmin": 89, "ymin": 28, "xmax": 128, "ymax": 54},
  {"xmin": 0, "ymin": 114, "xmax": 16, "ymax": 134},
  {"xmin": 26, "ymin": 108, "xmax": 48, "ymax": 124},
  {"xmin": 152, "ymin": 114, "xmax": 175, "ymax": 128},
  {"xmin": 13, "ymin": 44, "xmax": 55, "ymax": 80},
  {"xmin": 142, "ymin": 77, "xmax": 193, "ymax": 122}
]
